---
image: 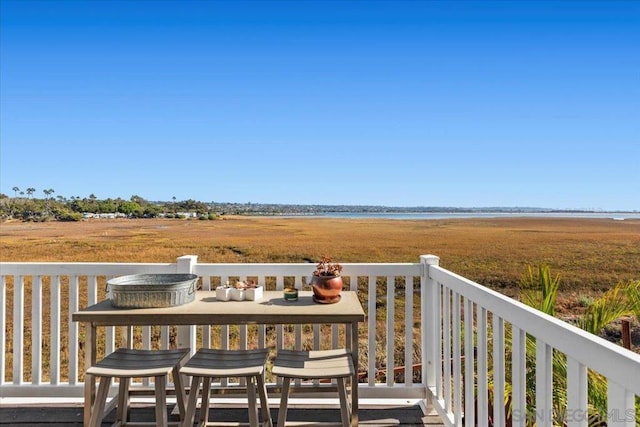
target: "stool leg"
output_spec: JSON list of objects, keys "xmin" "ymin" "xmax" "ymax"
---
[
  {"xmin": 247, "ymin": 376, "xmax": 258, "ymax": 427},
  {"xmin": 155, "ymin": 375, "xmax": 169, "ymax": 427},
  {"xmin": 116, "ymin": 377, "xmax": 130, "ymax": 424},
  {"xmin": 200, "ymin": 376, "xmax": 212, "ymax": 424},
  {"xmin": 256, "ymin": 373, "xmax": 272, "ymax": 427},
  {"xmin": 89, "ymin": 376, "xmax": 111, "ymax": 427},
  {"xmin": 172, "ymin": 365, "xmax": 187, "ymax": 420},
  {"xmin": 337, "ymin": 377, "xmax": 350, "ymax": 427},
  {"xmin": 277, "ymin": 377, "xmax": 292, "ymax": 427},
  {"xmin": 183, "ymin": 375, "xmax": 202, "ymax": 427}
]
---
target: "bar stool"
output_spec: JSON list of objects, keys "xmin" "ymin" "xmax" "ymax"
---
[
  {"xmin": 179, "ymin": 348, "xmax": 272, "ymax": 427},
  {"xmin": 86, "ymin": 347, "xmax": 191, "ymax": 427},
  {"xmin": 272, "ymin": 349, "xmax": 355, "ymax": 427}
]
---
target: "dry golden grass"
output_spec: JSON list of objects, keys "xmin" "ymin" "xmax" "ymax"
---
[
  {"xmin": 2, "ymin": 216, "xmax": 639, "ymax": 293},
  {"xmin": 2, "ymin": 216, "xmax": 639, "ymax": 383}
]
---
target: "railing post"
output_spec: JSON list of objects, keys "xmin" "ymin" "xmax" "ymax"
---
[
  {"xmin": 32, "ymin": 276, "xmax": 43, "ymax": 385},
  {"xmin": 421, "ymin": 255, "xmax": 440, "ymax": 397},
  {"xmin": 176, "ymin": 255, "xmax": 198, "ymax": 354},
  {"xmin": 13, "ymin": 275, "xmax": 25, "ymax": 385}
]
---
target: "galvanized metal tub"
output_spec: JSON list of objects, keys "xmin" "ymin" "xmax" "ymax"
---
[{"xmin": 107, "ymin": 273, "xmax": 198, "ymax": 308}]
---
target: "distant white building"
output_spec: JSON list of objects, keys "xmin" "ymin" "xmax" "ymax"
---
[
  {"xmin": 82, "ymin": 213, "xmax": 127, "ymax": 219},
  {"xmin": 176, "ymin": 211, "xmax": 198, "ymax": 218}
]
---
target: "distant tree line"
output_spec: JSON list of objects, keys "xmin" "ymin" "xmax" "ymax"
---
[
  {"xmin": 2, "ymin": 186, "xmax": 629, "ymax": 222},
  {"xmin": 1, "ymin": 187, "xmax": 393, "ymax": 222},
  {"xmin": 0, "ymin": 188, "xmax": 219, "ymax": 222}
]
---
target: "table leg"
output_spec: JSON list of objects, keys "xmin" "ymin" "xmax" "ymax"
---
[
  {"xmin": 349, "ymin": 322, "xmax": 359, "ymax": 427},
  {"xmin": 84, "ymin": 323, "xmax": 97, "ymax": 426}
]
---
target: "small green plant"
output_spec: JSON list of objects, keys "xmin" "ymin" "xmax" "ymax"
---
[{"xmin": 578, "ymin": 295, "xmax": 594, "ymax": 307}]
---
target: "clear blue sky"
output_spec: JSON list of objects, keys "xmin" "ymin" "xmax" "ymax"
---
[{"xmin": 1, "ymin": 1, "xmax": 638, "ymax": 211}]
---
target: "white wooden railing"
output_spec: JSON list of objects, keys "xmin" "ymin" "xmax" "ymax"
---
[
  {"xmin": 1, "ymin": 255, "xmax": 639, "ymax": 426},
  {"xmin": 422, "ymin": 256, "xmax": 640, "ymax": 427}
]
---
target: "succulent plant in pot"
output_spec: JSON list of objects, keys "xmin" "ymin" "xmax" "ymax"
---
[{"xmin": 310, "ymin": 255, "xmax": 344, "ymax": 303}]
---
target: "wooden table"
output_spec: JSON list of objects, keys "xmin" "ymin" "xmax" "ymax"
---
[{"xmin": 73, "ymin": 290, "xmax": 365, "ymax": 426}]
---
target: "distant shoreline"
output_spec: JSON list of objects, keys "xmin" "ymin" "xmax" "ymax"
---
[{"xmin": 242, "ymin": 211, "xmax": 640, "ymax": 220}]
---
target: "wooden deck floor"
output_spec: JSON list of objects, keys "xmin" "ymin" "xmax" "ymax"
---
[{"xmin": 1, "ymin": 400, "xmax": 445, "ymax": 426}]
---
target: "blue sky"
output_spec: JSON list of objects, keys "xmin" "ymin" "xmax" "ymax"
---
[{"xmin": 1, "ymin": 0, "xmax": 638, "ymax": 211}]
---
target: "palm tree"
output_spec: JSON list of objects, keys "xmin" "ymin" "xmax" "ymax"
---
[
  {"xmin": 12, "ymin": 186, "xmax": 20, "ymax": 197},
  {"xmin": 515, "ymin": 266, "xmax": 638, "ymax": 425},
  {"xmin": 43, "ymin": 189, "xmax": 55, "ymax": 216},
  {"xmin": 26, "ymin": 187, "xmax": 36, "ymax": 198}
]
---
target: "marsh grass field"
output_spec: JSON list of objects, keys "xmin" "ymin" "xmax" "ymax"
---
[
  {"xmin": 2, "ymin": 215, "xmax": 639, "ymax": 295},
  {"xmin": 2, "ymin": 216, "xmax": 639, "ymax": 382}
]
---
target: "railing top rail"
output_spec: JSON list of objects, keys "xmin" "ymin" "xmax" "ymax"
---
[
  {"xmin": 194, "ymin": 262, "xmax": 422, "ymax": 277},
  {"xmin": 0, "ymin": 262, "xmax": 175, "ymax": 267},
  {"xmin": 429, "ymin": 264, "xmax": 640, "ymax": 394},
  {"xmin": 0, "ymin": 261, "xmax": 422, "ymax": 277},
  {"xmin": 0, "ymin": 262, "xmax": 176, "ymax": 276}
]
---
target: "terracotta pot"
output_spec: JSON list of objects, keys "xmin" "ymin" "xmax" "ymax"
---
[{"xmin": 311, "ymin": 275, "xmax": 343, "ymax": 303}]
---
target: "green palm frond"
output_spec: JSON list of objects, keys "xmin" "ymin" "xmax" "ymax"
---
[
  {"xmin": 625, "ymin": 280, "xmax": 640, "ymax": 321},
  {"xmin": 520, "ymin": 264, "xmax": 561, "ymax": 316},
  {"xmin": 577, "ymin": 281, "xmax": 634, "ymax": 334},
  {"xmin": 513, "ymin": 267, "xmax": 639, "ymax": 425}
]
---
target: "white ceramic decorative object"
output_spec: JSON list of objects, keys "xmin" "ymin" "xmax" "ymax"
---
[
  {"xmin": 245, "ymin": 286, "xmax": 263, "ymax": 301},
  {"xmin": 230, "ymin": 288, "xmax": 245, "ymax": 301},
  {"xmin": 216, "ymin": 287, "xmax": 231, "ymax": 301}
]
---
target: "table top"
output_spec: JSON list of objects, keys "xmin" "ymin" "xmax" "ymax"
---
[{"xmin": 72, "ymin": 290, "xmax": 365, "ymax": 326}]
